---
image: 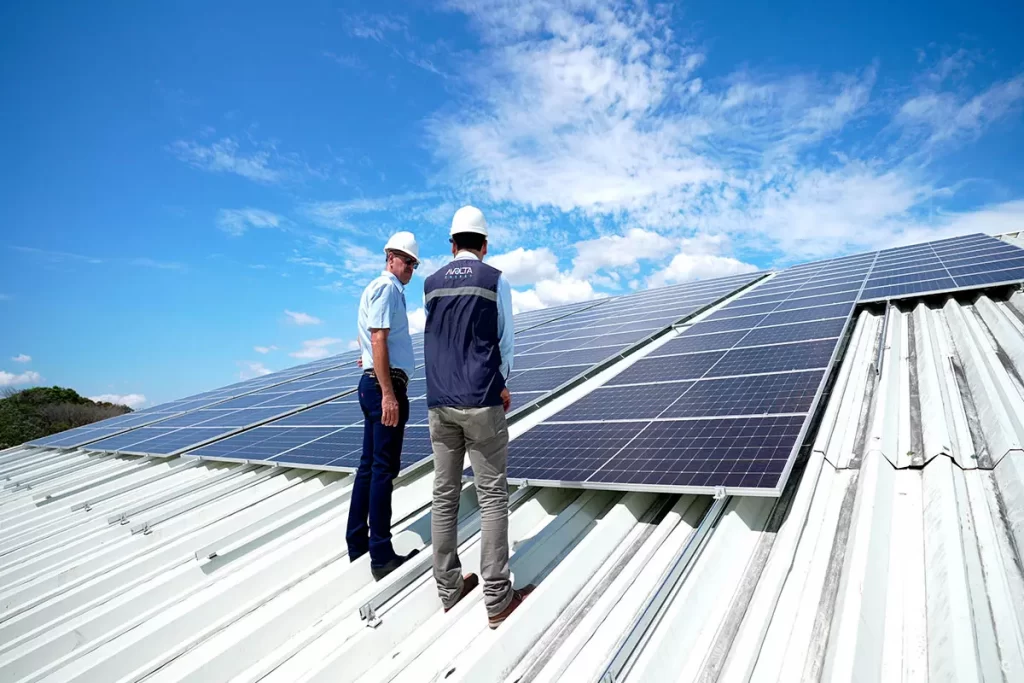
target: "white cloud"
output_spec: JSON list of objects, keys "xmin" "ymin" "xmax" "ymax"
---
[
  {"xmin": 347, "ymin": 340, "xmax": 361, "ymax": 351},
  {"xmin": 129, "ymin": 257, "xmax": 186, "ymax": 271},
  {"xmin": 284, "ymin": 310, "xmax": 322, "ymax": 326},
  {"xmin": 0, "ymin": 369, "xmax": 41, "ymax": 387},
  {"xmin": 898, "ymin": 75, "xmax": 1024, "ymax": 146},
  {"xmin": 572, "ymin": 229, "xmax": 676, "ymax": 277},
  {"xmin": 11, "ymin": 354, "xmax": 31, "ymax": 363},
  {"xmin": 647, "ymin": 253, "xmax": 758, "ymax": 288},
  {"xmin": 488, "ymin": 247, "xmax": 560, "ymax": 285},
  {"xmin": 301, "ymin": 192, "xmax": 437, "ymax": 232},
  {"xmin": 238, "ymin": 361, "xmax": 273, "ymax": 379},
  {"xmin": 341, "ymin": 242, "xmax": 383, "ymax": 275},
  {"xmin": 511, "ymin": 274, "xmax": 604, "ymax": 314},
  {"xmin": 428, "ymin": 1, "xmax": 1023, "ymax": 264},
  {"xmin": 253, "ymin": 345, "xmax": 278, "ymax": 354},
  {"xmin": 217, "ymin": 208, "xmax": 284, "ymax": 236},
  {"xmin": 347, "ymin": 13, "xmax": 407, "ymax": 42},
  {"xmin": 170, "ymin": 137, "xmax": 288, "ymax": 184},
  {"xmin": 13, "ymin": 245, "xmax": 104, "ymax": 264},
  {"xmin": 408, "ymin": 307, "xmax": 427, "ymax": 334},
  {"xmin": 90, "ymin": 393, "xmax": 147, "ymax": 409},
  {"xmin": 291, "ymin": 337, "xmax": 345, "ymax": 360},
  {"xmin": 0, "ymin": 293, "xmax": 10, "ymax": 301}
]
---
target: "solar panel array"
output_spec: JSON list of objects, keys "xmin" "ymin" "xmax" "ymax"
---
[
  {"xmin": 503, "ymin": 252, "xmax": 875, "ymax": 494},
  {"xmin": 860, "ymin": 233, "xmax": 1024, "ymax": 301},
  {"xmin": 29, "ymin": 233, "xmax": 1024, "ymax": 498},
  {"xmin": 27, "ymin": 351, "xmax": 362, "ymax": 450},
  {"xmin": 186, "ymin": 271, "xmax": 765, "ymax": 471}
]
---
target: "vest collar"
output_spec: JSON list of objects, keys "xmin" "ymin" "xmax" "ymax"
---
[{"xmin": 453, "ymin": 250, "xmax": 482, "ymax": 261}]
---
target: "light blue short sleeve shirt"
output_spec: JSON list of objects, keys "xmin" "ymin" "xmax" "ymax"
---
[{"xmin": 358, "ymin": 271, "xmax": 416, "ymax": 376}]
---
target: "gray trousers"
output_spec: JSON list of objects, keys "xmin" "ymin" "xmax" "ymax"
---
[{"xmin": 429, "ymin": 405, "xmax": 513, "ymax": 616}]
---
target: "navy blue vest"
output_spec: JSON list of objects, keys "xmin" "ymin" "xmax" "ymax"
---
[{"xmin": 424, "ymin": 258, "xmax": 505, "ymax": 408}]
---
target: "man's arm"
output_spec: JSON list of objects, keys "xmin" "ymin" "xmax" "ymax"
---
[
  {"xmin": 371, "ymin": 328, "xmax": 400, "ymax": 427},
  {"xmin": 497, "ymin": 275, "xmax": 514, "ymax": 379},
  {"xmin": 497, "ymin": 275, "xmax": 514, "ymax": 412},
  {"xmin": 366, "ymin": 282, "xmax": 400, "ymax": 427}
]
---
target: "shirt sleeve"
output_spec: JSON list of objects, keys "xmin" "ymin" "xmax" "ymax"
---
[
  {"xmin": 366, "ymin": 281, "xmax": 392, "ymax": 330},
  {"xmin": 497, "ymin": 275, "xmax": 514, "ymax": 380}
]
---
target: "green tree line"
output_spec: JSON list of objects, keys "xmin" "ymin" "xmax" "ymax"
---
[{"xmin": 0, "ymin": 387, "xmax": 133, "ymax": 449}]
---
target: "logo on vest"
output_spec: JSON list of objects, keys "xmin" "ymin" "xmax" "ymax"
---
[{"xmin": 446, "ymin": 266, "xmax": 473, "ymax": 278}]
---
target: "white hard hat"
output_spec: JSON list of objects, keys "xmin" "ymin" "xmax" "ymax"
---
[
  {"xmin": 383, "ymin": 231, "xmax": 419, "ymax": 262},
  {"xmin": 450, "ymin": 205, "xmax": 488, "ymax": 237}
]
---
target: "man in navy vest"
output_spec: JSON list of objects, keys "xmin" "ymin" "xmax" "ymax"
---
[
  {"xmin": 347, "ymin": 231, "xmax": 421, "ymax": 581},
  {"xmin": 424, "ymin": 205, "xmax": 534, "ymax": 629}
]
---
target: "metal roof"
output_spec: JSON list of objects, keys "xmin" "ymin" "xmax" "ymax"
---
[{"xmin": 1, "ymin": 293, "xmax": 1023, "ymax": 682}]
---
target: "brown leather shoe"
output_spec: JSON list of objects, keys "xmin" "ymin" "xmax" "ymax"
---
[
  {"xmin": 488, "ymin": 584, "xmax": 536, "ymax": 629},
  {"xmin": 444, "ymin": 573, "xmax": 479, "ymax": 613}
]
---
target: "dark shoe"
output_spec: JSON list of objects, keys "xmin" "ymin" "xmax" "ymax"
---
[
  {"xmin": 370, "ymin": 549, "xmax": 420, "ymax": 581},
  {"xmin": 488, "ymin": 584, "xmax": 535, "ymax": 629},
  {"xmin": 444, "ymin": 573, "xmax": 479, "ymax": 613}
]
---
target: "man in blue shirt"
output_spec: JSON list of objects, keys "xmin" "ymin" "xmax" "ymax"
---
[
  {"xmin": 347, "ymin": 231, "xmax": 420, "ymax": 581},
  {"xmin": 424, "ymin": 206, "xmax": 533, "ymax": 629}
]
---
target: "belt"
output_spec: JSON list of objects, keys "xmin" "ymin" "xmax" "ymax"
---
[{"xmin": 364, "ymin": 368, "xmax": 409, "ymax": 387}]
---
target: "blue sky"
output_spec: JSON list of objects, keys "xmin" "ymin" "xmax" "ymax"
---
[{"xmin": 2, "ymin": 0, "xmax": 1023, "ymax": 408}]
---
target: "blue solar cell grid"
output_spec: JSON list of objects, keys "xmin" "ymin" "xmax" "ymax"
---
[
  {"xmin": 186, "ymin": 271, "xmax": 766, "ymax": 471},
  {"xmin": 859, "ymin": 233, "xmax": 1024, "ymax": 302},
  {"xmin": 40, "ymin": 233, "xmax": 1024, "ymax": 497},
  {"xmin": 503, "ymin": 252, "xmax": 863, "ymax": 495}
]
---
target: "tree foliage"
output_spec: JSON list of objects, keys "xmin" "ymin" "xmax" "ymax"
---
[{"xmin": 0, "ymin": 387, "xmax": 132, "ymax": 449}]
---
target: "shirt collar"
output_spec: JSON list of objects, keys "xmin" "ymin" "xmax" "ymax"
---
[
  {"xmin": 382, "ymin": 270, "xmax": 405, "ymax": 291},
  {"xmin": 454, "ymin": 250, "xmax": 481, "ymax": 261}
]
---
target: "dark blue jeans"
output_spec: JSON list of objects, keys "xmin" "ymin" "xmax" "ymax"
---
[{"xmin": 346, "ymin": 372, "xmax": 410, "ymax": 567}]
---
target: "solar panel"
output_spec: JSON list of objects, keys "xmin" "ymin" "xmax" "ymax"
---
[
  {"xmin": 859, "ymin": 233, "xmax": 1024, "ymax": 302},
  {"xmin": 185, "ymin": 270, "xmax": 766, "ymax": 471},
  {"xmin": 586, "ymin": 415, "xmax": 805, "ymax": 490},
  {"xmin": 29, "ymin": 349, "xmax": 364, "ymax": 450},
  {"xmin": 503, "ymin": 254, "xmax": 863, "ymax": 495},
  {"xmin": 658, "ymin": 370, "xmax": 821, "ymax": 418}
]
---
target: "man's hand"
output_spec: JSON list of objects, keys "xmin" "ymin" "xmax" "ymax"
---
[
  {"xmin": 356, "ymin": 358, "xmax": 363, "ymax": 368},
  {"xmin": 500, "ymin": 388, "xmax": 511, "ymax": 413},
  {"xmin": 382, "ymin": 393, "xmax": 400, "ymax": 427}
]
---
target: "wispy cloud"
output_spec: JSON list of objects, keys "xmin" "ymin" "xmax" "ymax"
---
[
  {"xmin": 284, "ymin": 310, "xmax": 322, "ymax": 326},
  {"xmin": 217, "ymin": 208, "xmax": 285, "ymax": 236},
  {"xmin": 90, "ymin": 393, "xmax": 147, "ymax": 409},
  {"xmin": 12, "ymin": 246, "xmax": 187, "ymax": 271},
  {"xmin": 130, "ymin": 257, "xmax": 186, "ymax": 271},
  {"xmin": 291, "ymin": 337, "xmax": 345, "ymax": 360},
  {"xmin": 301, "ymin": 192, "xmax": 437, "ymax": 233},
  {"xmin": 897, "ymin": 75, "xmax": 1024, "ymax": 147},
  {"xmin": 0, "ymin": 294, "xmax": 9, "ymax": 301},
  {"xmin": 289, "ymin": 254, "xmax": 340, "ymax": 276},
  {"xmin": 0, "ymin": 369, "xmax": 41, "ymax": 387},
  {"xmin": 12, "ymin": 245, "xmax": 103, "ymax": 264},
  {"xmin": 11, "ymin": 354, "xmax": 31, "ymax": 363},
  {"xmin": 170, "ymin": 136, "xmax": 295, "ymax": 184},
  {"xmin": 428, "ymin": 0, "xmax": 1024, "ymax": 264},
  {"xmin": 253, "ymin": 345, "xmax": 278, "ymax": 354},
  {"xmin": 238, "ymin": 361, "xmax": 273, "ymax": 379},
  {"xmin": 345, "ymin": 12, "xmax": 449, "ymax": 78},
  {"xmin": 323, "ymin": 51, "xmax": 364, "ymax": 70},
  {"xmin": 347, "ymin": 13, "xmax": 408, "ymax": 42}
]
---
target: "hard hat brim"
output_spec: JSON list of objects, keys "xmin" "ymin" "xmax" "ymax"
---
[{"xmin": 384, "ymin": 247, "xmax": 419, "ymax": 264}]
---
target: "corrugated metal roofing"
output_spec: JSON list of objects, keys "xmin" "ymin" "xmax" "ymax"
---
[{"xmin": 1, "ymin": 291, "xmax": 1023, "ymax": 682}]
